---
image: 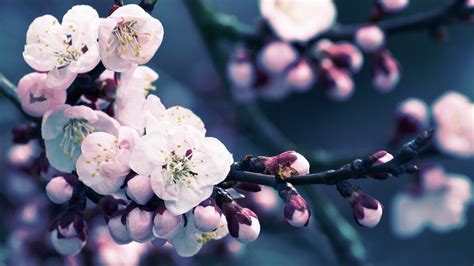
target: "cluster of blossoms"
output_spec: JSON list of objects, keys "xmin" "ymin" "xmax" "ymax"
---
[
  {"xmin": 227, "ymin": 0, "xmax": 405, "ymax": 102},
  {"xmin": 13, "ymin": 3, "xmax": 324, "ymax": 258}
]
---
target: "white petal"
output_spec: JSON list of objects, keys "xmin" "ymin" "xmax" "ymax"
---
[
  {"xmin": 45, "ymin": 137, "xmax": 79, "ymax": 172},
  {"xmin": 41, "ymin": 105, "xmax": 70, "ymax": 140},
  {"xmin": 129, "ymin": 131, "xmax": 167, "ymax": 176},
  {"xmin": 46, "ymin": 67, "xmax": 77, "ymax": 89}
]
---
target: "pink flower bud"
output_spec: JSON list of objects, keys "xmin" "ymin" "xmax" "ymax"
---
[
  {"xmin": 284, "ymin": 194, "xmax": 311, "ymax": 227},
  {"xmin": 7, "ymin": 141, "xmax": 40, "ymax": 167},
  {"xmin": 319, "ymin": 60, "xmax": 354, "ymax": 101},
  {"xmin": 152, "ymin": 203, "xmax": 184, "ymax": 239},
  {"xmin": 369, "ymin": 151, "xmax": 394, "ymax": 180},
  {"xmin": 263, "ymin": 151, "xmax": 310, "ymax": 176},
  {"xmin": 377, "ymin": 0, "xmax": 409, "ymax": 14},
  {"xmin": 223, "ymin": 202, "xmax": 260, "ymax": 243},
  {"xmin": 193, "ymin": 197, "xmax": 222, "ymax": 232},
  {"xmin": 107, "ymin": 215, "xmax": 132, "ymax": 244},
  {"xmin": 50, "ymin": 215, "xmax": 87, "ymax": 256},
  {"xmin": 316, "ymin": 40, "xmax": 364, "ymax": 73},
  {"xmin": 227, "ymin": 48, "xmax": 255, "ymax": 89},
  {"xmin": 286, "ymin": 60, "xmax": 315, "ymax": 92},
  {"xmin": 351, "ymin": 193, "xmax": 384, "ymax": 228},
  {"xmin": 17, "ymin": 72, "xmax": 67, "ymax": 117},
  {"xmin": 258, "ymin": 41, "xmax": 298, "ymax": 75},
  {"xmin": 126, "ymin": 175, "xmax": 154, "ymax": 205},
  {"xmin": 372, "ymin": 50, "xmax": 400, "ymax": 93},
  {"xmin": 395, "ymin": 98, "xmax": 429, "ymax": 134},
  {"xmin": 355, "ymin": 25, "xmax": 385, "ymax": 53},
  {"xmin": 46, "ymin": 176, "xmax": 74, "ymax": 204},
  {"xmin": 126, "ymin": 208, "xmax": 154, "ymax": 243}
]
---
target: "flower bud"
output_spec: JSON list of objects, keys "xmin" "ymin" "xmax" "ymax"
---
[
  {"xmin": 126, "ymin": 175, "xmax": 154, "ymax": 205},
  {"xmin": 395, "ymin": 98, "xmax": 429, "ymax": 137},
  {"xmin": 372, "ymin": 50, "xmax": 400, "ymax": 93},
  {"xmin": 377, "ymin": 0, "xmax": 409, "ymax": 14},
  {"xmin": 46, "ymin": 176, "xmax": 74, "ymax": 204},
  {"xmin": 107, "ymin": 214, "xmax": 132, "ymax": 244},
  {"xmin": 223, "ymin": 202, "xmax": 260, "ymax": 243},
  {"xmin": 227, "ymin": 48, "xmax": 256, "ymax": 89},
  {"xmin": 373, "ymin": 150, "xmax": 394, "ymax": 165},
  {"xmin": 126, "ymin": 208, "xmax": 155, "ymax": 243},
  {"xmin": 152, "ymin": 203, "xmax": 185, "ymax": 239},
  {"xmin": 193, "ymin": 197, "xmax": 222, "ymax": 232},
  {"xmin": 286, "ymin": 60, "xmax": 315, "ymax": 92},
  {"xmin": 355, "ymin": 25, "xmax": 385, "ymax": 53},
  {"xmin": 352, "ymin": 193, "xmax": 384, "ymax": 228},
  {"xmin": 7, "ymin": 141, "xmax": 40, "ymax": 167},
  {"xmin": 315, "ymin": 40, "xmax": 364, "ymax": 73},
  {"xmin": 263, "ymin": 151, "xmax": 310, "ymax": 176},
  {"xmin": 278, "ymin": 184, "xmax": 311, "ymax": 227},
  {"xmin": 319, "ymin": 59, "xmax": 355, "ymax": 101},
  {"xmin": 258, "ymin": 41, "xmax": 298, "ymax": 75},
  {"xmin": 50, "ymin": 214, "xmax": 87, "ymax": 256}
]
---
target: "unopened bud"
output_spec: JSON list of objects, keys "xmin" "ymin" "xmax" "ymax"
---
[
  {"xmin": 286, "ymin": 60, "xmax": 315, "ymax": 92},
  {"xmin": 377, "ymin": 0, "xmax": 409, "ymax": 14},
  {"xmin": 395, "ymin": 98, "xmax": 429, "ymax": 136},
  {"xmin": 263, "ymin": 151, "xmax": 310, "ymax": 176},
  {"xmin": 126, "ymin": 208, "xmax": 154, "ymax": 243},
  {"xmin": 355, "ymin": 25, "xmax": 385, "ymax": 53},
  {"xmin": 319, "ymin": 59, "xmax": 354, "ymax": 101},
  {"xmin": 315, "ymin": 40, "xmax": 364, "ymax": 73},
  {"xmin": 352, "ymin": 193, "xmax": 384, "ymax": 228},
  {"xmin": 227, "ymin": 48, "xmax": 256, "ymax": 89},
  {"xmin": 223, "ymin": 202, "xmax": 260, "ymax": 243},
  {"xmin": 126, "ymin": 174, "xmax": 154, "ymax": 205},
  {"xmin": 372, "ymin": 50, "xmax": 400, "ymax": 93},
  {"xmin": 46, "ymin": 176, "xmax": 74, "ymax": 204},
  {"xmin": 107, "ymin": 214, "xmax": 132, "ymax": 244},
  {"xmin": 152, "ymin": 202, "xmax": 185, "ymax": 239},
  {"xmin": 50, "ymin": 214, "xmax": 87, "ymax": 256},
  {"xmin": 258, "ymin": 41, "xmax": 298, "ymax": 75},
  {"xmin": 193, "ymin": 197, "xmax": 222, "ymax": 232},
  {"xmin": 278, "ymin": 183, "xmax": 311, "ymax": 227}
]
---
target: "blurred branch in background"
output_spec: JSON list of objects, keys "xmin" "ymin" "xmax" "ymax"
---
[{"xmin": 184, "ymin": 1, "xmax": 369, "ymax": 265}]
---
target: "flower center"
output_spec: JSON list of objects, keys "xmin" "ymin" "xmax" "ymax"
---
[
  {"xmin": 113, "ymin": 20, "xmax": 143, "ymax": 57},
  {"xmin": 164, "ymin": 150, "xmax": 195, "ymax": 185},
  {"xmin": 55, "ymin": 47, "xmax": 82, "ymax": 68},
  {"xmin": 60, "ymin": 119, "xmax": 95, "ymax": 159},
  {"xmin": 197, "ymin": 231, "xmax": 218, "ymax": 244}
]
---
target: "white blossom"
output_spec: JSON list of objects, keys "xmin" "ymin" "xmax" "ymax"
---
[
  {"xmin": 41, "ymin": 105, "xmax": 120, "ymax": 172},
  {"xmin": 77, "ymin": 126, "xmax": 139, "ymax": 195},
  {"xmin": 260, "ymin": 0, "xmax": 337, "ymax": 42},
  {"xmin": 23, "ymin": 5, "xmax": 100, "ymax": 88},
  {"xmin": 99, "ymin": 4, "xmax": 164, "ymax": 72}
]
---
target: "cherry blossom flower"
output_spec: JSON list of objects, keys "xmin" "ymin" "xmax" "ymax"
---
[
  {"xmin": 76, "ymin": 126, "xmax": 139, "ymax": 195},
  {"xmin": 391, "ymin": 166, "xmax": 472, "ymax": 237},
  {"xmin": 355, "ymin": 25, "xmax": 385, "ymax": 53},
  {"xmin": 99, "ymin": 4, "xmax": 164, "ymax": 72},
  {"xmin": 169, "ymin": 213, "xmax": 228, "ymax": 257},
  {"xmin": 41, "ymin": 105, "xmax": 120, "ymax": 172},
  {"xmin": 112, "ymin": 66, "xmax": 159, "ymax": 132},
  {"xmin": 431, "ymin": 91, "xmax": 474, "ymax": 158},
  {"xmin": 260, "ymin": 0, "xmax": 337, "ymax": 42},
  {"xmin": 17, "ymin": 72, "xmax": 67, "ymax": 117},
  {"xmin": 129, "ymin": 125, "xmax": 233, "ymax": 215},
  {"xmin": 23, "ymin": 5, "xmax": 100, "ymax": 88}
]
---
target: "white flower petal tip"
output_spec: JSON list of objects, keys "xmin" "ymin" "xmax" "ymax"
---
[
  {"xmin": 260, "ymin": 0, "xmax": 337, "ymax": 42},
  {"xmin": 46, "ymin": 175, "xmax": 74, "ymax": 204}
]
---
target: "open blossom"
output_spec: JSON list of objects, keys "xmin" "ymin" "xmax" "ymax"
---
[
  {"xmin": 99, "ymin": 4, "xmax": 164, "ymax": 72},
  {"xmin": 391, "ymin": 166, "xmax": 472, "ymax": 237},
  {"xmin": 23, "ymin": 5, "xmax": 100, "ymax": 88},
  {"xmin": 130, "ymin": 125, "xmax": 233, "ymax": 215},
  {"xmin": 17, "ymin": 72, "xmax": 67, "ymax": 117},
  {"xmin": 76, "ymin": 126, "xmax": 139, "ymax": 195},
  {"xmin": 260, "ymin": 0, "xmax": 336, "ymax": 42},
  {"xmin": 112, "ymin": 66, "xmax": 159, "ymax": 132},
  {"xmin": 169, "ymin": 213, "xmax": 228, "ymax": 257},
  {"xmin": 42, "ymin": 105, "xmax": 119, "ymax": 172},
  {"xmin": 431, "ymin": 91, "xmax": 474, "ymax": 158}
]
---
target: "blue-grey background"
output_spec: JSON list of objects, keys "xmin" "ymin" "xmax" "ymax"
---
[{"xmin": 0, "ymin": 0, "xmax": 473, "ymax": 265}]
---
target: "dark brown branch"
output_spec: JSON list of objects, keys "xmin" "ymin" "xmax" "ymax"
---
[{"xmin": 226, "ymin": 130, "xmax": 433, "ymax": 187}]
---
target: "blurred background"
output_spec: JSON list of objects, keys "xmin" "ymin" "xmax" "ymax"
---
[{"xmin": 0, "ymin": 0, "xmax": 473, "ymax": 265}]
